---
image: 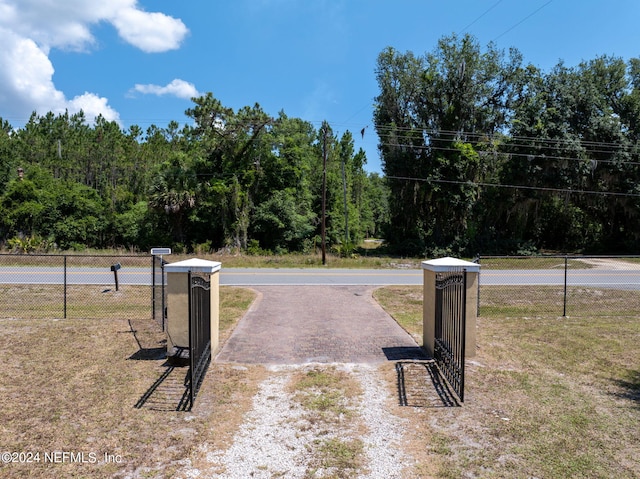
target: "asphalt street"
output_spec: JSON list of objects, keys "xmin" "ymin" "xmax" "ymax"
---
[{"xmin": 0, "ymin": 266, "xmax": 639, "ymax": 288}]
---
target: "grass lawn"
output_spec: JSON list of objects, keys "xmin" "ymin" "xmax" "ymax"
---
[
  {"xmin": 0, "ymin": 286, "xmax": 259, "ymax": 479},
  {"xmin": 374, "ymin": 285, "xmax": 640, "ymax": 478},
  {"xmin": 1, "ymin": 280, "xmax": 638, "ymax": 478},
  {"xmin": 0, "ymin": 244, "xmax": 424, "ymax": 269}
]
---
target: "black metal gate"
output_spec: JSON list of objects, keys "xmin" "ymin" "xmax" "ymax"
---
[
  {"xmin": 434, "ymin": 269, "xmax": 467, "ymax": 402},
  {"xmin": 152, "ymin": 255, "xmax": 167, "ymax": 330},
  {"xmin": 186, "ymin": 271, "xmax": 212, "ymax": 410}
]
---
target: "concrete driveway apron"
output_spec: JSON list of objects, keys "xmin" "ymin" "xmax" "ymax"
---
[{"xmin": 215, "ymin": 285, "xmax": 427, "ymax": 365}]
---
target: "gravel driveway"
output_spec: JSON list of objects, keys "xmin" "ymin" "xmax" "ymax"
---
[{"xmin": 174, "ymin": 286, "xmax": 423, "ymax": 478}]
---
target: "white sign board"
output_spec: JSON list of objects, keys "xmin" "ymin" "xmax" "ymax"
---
[{"xmin": 150, "ymin": 247, "xmax": 172, "ymax": 256}]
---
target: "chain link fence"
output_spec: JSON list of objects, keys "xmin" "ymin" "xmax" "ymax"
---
[
  {"xmin": 476, "ymin": 255, "xmax": 640, "ymax": 317},
  {"xmin": 0, "ymin": 254, "xmax": 165, "ymax": 321}
]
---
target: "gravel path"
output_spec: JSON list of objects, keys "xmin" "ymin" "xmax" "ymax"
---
[{"xmin": 176, "ymin": 364, "xmax": 408, "ymax": 478}]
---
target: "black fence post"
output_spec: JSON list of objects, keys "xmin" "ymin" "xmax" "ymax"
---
[
  {"xmin": 152, "ymin": 255, "xmax": 156, "ymax": 320},
  {"xmin": 563, "ymin": 256, "xmax": 568, "ymax": 317},
  {"xmin": 474, "ymin": 255, "xmax": 481, "ymax": 317},
  {"xmin": 63, "ymin": 255, "xmax": 67, "ymax": 319},
  {"xmin": 161, "ymin": 259, "xmax": 166, "ymax": 332}
]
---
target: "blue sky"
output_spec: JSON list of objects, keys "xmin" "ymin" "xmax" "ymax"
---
[{"xmin": 2, "ymin": 0, "xmax": 640, "ymax": 173}]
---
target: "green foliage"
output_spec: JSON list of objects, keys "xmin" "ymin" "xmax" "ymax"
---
[
  {"xmin": 1, "ymin": 99, "xmax": 389, "ymax": 253},
  {"xmin": 252, "ymin": 189, "xmax": 316, "ymax": 252},
  {"xmin": 113, "ymin": 201, "xmax": 149, "ymax": 248},
  {"xmin": 375, "ymin": 34, "xmax": 525, "ymax": 255},
  {"xmin": 0, "ymin": 168, "xmax": 108, "ymax": 250},
  {"xmin": 375, "ymin": 34, "xmax": 640, "ymax": 255},
  {"xmin": 5, "ymin": 35, "xmax": 640, "ymax": 255},
  {"xmin": 6, "ymin": 235, "xmax": 52, "ymax": 253}
]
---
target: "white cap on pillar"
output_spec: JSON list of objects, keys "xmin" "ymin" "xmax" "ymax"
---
[
  {"xmin": 164, "ymin": 258, "xmax": 221, "ymax": 274},
  {"xmin": 421, "ymin": 256, "xmax": 480, "ymax": 272}
]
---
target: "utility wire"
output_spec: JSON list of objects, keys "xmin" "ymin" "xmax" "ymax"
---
[
  {"xmin": 375, "ymin": 131, "xmax": 637, "ymax": 156},
  {"xmin": 492, "ymin": 0, "xmax": 554, "ymax": 41},
  {"xmin": 458, "ymin": 0, "xmax": 503, "ymax": 34},
  {"xmin": 385, "ymin": 175, "xmax": 640, "ymax": 198},
  {"xmin": 373, "ymin": 125, "xmax": 638, "ymax": 152},
  {"xmin": 374, "ymin": 141, "xmax": 640, "ymax": 167},
  {"xmin": 374, "ymin": 127, "xmax": 640, "ymax": 163}
]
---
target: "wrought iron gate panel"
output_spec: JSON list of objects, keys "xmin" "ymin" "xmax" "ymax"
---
[
  {"xmin": 187, "ymin": 272, "xmax": 211, "ymax": 410},
  {"xmin": 434, "ymin": 269, "xmax": 467, "ymax": 402}
]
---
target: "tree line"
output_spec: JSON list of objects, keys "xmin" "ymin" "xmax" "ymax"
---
[
  {"xmin": 3, "ymin": 33, "xmax": 640, "ymax": 256},
  {"xmin": 375, "ymin": 34, "xmax": 640, "ymax": 255},
  {"xmin": 0, "ymin": 96, "xmax": 389, "ymax": 254}
]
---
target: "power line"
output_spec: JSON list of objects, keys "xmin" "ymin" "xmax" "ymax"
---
[
  {"xmin": 373, "ymin": 124, "xmax": 639, "ymax": 153},
  {"xmin": 492, "ymin": 0, "xmax": 554, "ymax": 42},
  {"xmin": 374, "ymin": 126, "xmax": 640, "ymax": 166},
  {"xmin": 385, "ymin": 175, "xmax": 640, "ymax": 198},
  {"xmin": 375, "ymin": 140, "xmax": 640, "ymax": 167},
  {"xmin": 458, "ymin": 0, "xmax": 503, "ymax": 34}
]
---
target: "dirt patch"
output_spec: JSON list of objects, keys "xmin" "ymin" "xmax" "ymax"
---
[{"xmin": 574, "ymin": 257, "xmax": 640, "ymax": 270}]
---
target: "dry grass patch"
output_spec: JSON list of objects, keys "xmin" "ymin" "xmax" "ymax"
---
[
  {"xmin": 375, "ymin": 285, "xmax": 640, "ymax": 479},
  {"xmin": 167, "ymin": 251, "xmax": 420, "ymax": 269},
  {"xmin": 481, "ymin": 285, "xmax": 640, "ymax": 318},
  {"xmin": 0, "ymin": 284, "xmax": 152, "ymax": 319},
  {"xmin": 0, "ymin": 286, "xmax": 256, "ymax": 479},
  {"xmin": 289, "ymin": 366, "xmax": 366, "ymax": 478},
  {"xmin": 477, "ymin": 256, "xmax": 592, "ymax": 269},
  {"xmin": 313, "ymin": 437, "xmax": 364, "ymax": 474},
  {"xmin": 372, "ymin": 286, "xmax": 423, "ymax": 342},
  {"xmin": 290, "ymin": 368, "xmax": 360, "ymax": 417}
]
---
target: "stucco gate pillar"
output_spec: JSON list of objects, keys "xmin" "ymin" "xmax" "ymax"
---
[
  {"xmin": 163, "ymin": 258, "xmax": 221, "ymax": 360},
  {"xmin": 422, "ymin": 257, "xmax": 480, "ymax": 358}
]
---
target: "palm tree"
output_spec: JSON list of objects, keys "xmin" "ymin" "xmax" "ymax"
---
[{"xmin": 149, "ymin": 154, "xmax": 196, "ymax": 244}]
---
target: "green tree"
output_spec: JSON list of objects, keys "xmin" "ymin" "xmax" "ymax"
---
[
  {"xmin": 0, "ymin": 177, "xmax": 45, "ymax": 238},
  {"xmin": 0, "ymin": 118, "xmax": 14, "ymax": 192},
  {"xmin": 504, "ymin": 56, "xmax": 640, "ymax": 252},
  {"xmin": 360, "ymin": 172, "xmax": 390, "ymax": 238},
  {"xmin": 250, "ymin": 113, "xmax": 318, "ymax": 251},
  {"xmin": 252, "ymin": 189, "xmax": 315, "ymax": 252},
  {"xmin": 148, "ymin": 153, "xmax": 198, "ymax": 245},
  {"xmin": 186, "ymin": 93, "xmax": 272, "ymax": 249},
  {"xmin": 0, "ymin": 166, "xmax": 108, "ymax": 249},
  {"xmin": 374, "ymin": 34, "xmax": 527, "ymax": 254}
]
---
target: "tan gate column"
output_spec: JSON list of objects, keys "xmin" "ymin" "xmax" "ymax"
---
[
  {"xmin": 164, "ymin": 258, "xmax": 221, "ymax": 357},
  {"xmin": 422, "ymin": 257, "xmax": 480, "ymax": 358}
]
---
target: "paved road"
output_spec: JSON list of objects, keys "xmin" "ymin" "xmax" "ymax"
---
[
  {"xmin": 0, "ymin": 266, "xmax": 153, "ymax": 285},
  {"xmin": 221, "ymin": 268, "xmax": 422, "ymax": 285},
  {"xmin": 0, "ymin": 266, "xmax": 639, "ymax": 288}
]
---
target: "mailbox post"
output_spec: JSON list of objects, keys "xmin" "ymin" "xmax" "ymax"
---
[{"xmin": 110, "ymin": 263, "xmax": 121, "ymax": 291}]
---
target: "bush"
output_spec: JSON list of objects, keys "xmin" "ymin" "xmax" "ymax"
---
[{"xmin": 6, "ymin": 235, "xmax": 53, "ymax": 253}]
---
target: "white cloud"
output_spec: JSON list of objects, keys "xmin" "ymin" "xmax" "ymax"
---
[
  {"xmin": 68, "ymin": 93, "xmax": 120, "ymax": 123},
  {"xmin": 130, "ymin": 79, "xmax": 200, "ymax": 100},
  {"xmin": 0, "ymin": 27, "xmax": 65, "ymax": 114},
  {"xmin": 110, "ymin": 8, "xmax": 189, "ymax": 53},
  {"xmin": 0, "ymin": 0, "xmax": 188, "ymax": 124}
]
